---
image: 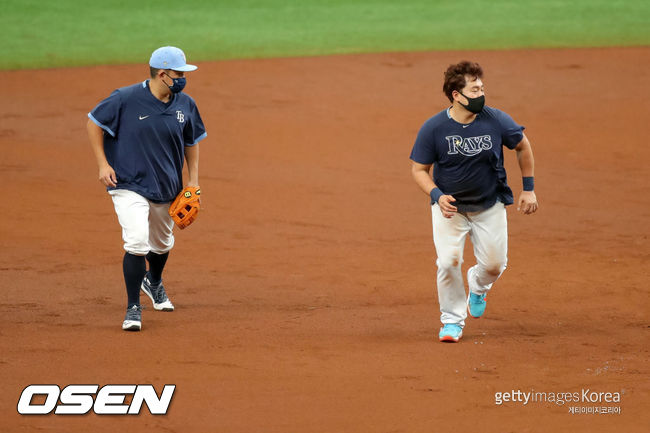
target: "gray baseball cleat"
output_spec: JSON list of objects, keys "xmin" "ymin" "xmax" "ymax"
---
[
  {"xmin": 122, "ymin": 304, "xmax": 142, "ymax": 331},
  {"xmin": 141, "ymin": 273, "xmax": 175, "ymax": 311}
]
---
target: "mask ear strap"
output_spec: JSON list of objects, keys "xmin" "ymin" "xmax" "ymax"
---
[{"xmin": 161, "ymin": 71, "xmax": 172, "ymax": 86}]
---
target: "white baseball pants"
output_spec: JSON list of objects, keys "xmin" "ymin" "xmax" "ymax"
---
[
  {"xmin": 109, "ymin": 189, "xmax": 175, "ymax": 256},
  {"xmin": 431, "ymin": 201, "xmax": 508, "ymax": 327}
]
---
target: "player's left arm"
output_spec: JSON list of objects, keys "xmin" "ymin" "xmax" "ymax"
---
[
  {"xmin": 514, "ymin": 133, "xmax": 538, "ymax": 214},
  {"xmin": 184, "ymin": 144, "xmax": 200, "ymax": 187}
]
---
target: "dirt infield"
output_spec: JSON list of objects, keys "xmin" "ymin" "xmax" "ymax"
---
[{"xmin": 1, "ymin": 46, "xmax": 648, "ymax": 432}]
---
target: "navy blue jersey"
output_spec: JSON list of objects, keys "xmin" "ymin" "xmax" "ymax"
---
[
  {"xmin": 410, "ymin": 106, "xmax": 524, "ymax": 212},
  {"xmin": 88, "ymin": 80, "xmax": 207, "ymax": 203}
]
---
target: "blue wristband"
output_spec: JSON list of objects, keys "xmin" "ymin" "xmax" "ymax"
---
[
  {"xmin": 523, "ymin": 177, "xmax": 534, "ymax": 191},
  {"xmin": 430, "ymin": 187, "xmax": 444, "ymax": 203}
]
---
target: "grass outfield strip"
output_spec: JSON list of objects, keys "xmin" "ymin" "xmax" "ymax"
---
[{"xmin": 2, "ymin": 0, "xmax": 649, "ymax": 70}]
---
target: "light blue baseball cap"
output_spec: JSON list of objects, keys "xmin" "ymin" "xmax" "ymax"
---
[{"xmin": 149, "ymin": 46, "xmax": 198, "ymax": 71}]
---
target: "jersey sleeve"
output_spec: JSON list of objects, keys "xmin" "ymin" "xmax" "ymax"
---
[
  {"xmin": 409, "ymin": 121, "xmax": 437, "ymax": 164},
  {"xmin": 88, "ymin": 89, "xmax": 121, "ymax": 137},
  {"xmin": 496, "ymin": 109, "xmax": 525, "ymax": 149},
  {"xmin": 183, "ymin": 100, "xmax": 207, "ymax": 146}
]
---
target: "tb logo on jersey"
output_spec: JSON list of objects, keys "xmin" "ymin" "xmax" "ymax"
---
[
  {"xmin": 446, "ymin": 134, "xmax": 492, "ymax": 156},
  {"xmin": 176, "ymin": 110, "xmax": 185, "ymax": 123}
]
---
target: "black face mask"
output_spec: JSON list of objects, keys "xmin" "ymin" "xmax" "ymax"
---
[{"xmin": 459, "ymin": 92, "xmax": 485, "ymax": 114}]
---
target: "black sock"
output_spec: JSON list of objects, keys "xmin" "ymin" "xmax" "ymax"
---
[
  {"xmin": 146, "ymin": 252, "xmax": 169, "ymax": 285},
  {"xmin": 123, "ymin": 252, "xmax": 146, "ymax": 307}
]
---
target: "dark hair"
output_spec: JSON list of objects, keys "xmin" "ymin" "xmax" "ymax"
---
[
  {"xmin": 149, "ymin": 66, "xmax": 160, "ymax": 78},
  {"xmin": 442, "ymin": 61, "xmax": 484, "ymax": 102}
]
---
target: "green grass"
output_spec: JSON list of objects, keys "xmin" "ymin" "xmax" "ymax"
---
[{"xmin": 2, "ymin": 0, "xmax": 649, "ymax": 70}]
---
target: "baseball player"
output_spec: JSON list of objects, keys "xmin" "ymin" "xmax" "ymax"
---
[
  {"xmin": 86, "ymin": 46, "xmax": 207, "ymax": 331},
  {"xmin": 409, "ymin": 61, "xmax": 538, "ymax": 343}
]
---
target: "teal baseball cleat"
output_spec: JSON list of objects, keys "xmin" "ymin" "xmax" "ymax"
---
[
  {"xmin": 467, "ymin": 292, "xmax": 487, "ymax": 318},
  {"xmin": 439, "ymin": 323, "xmax": 463, "ymax": 342}
]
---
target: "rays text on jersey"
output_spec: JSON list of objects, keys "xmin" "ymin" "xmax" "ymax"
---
[{"xmin": 445, "ymin": 134, "xmax": 493, "ymax": 156}]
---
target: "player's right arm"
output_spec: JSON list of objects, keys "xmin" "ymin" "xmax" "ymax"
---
[
  {"xmin": 410, "ymin": 161, "xmax": 457, "ymax": 218},
  {"xmin": 87, "ymin": 119, "xmax": 117, "ymax": 187}
]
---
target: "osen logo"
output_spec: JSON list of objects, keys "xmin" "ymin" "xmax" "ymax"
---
[{"xmin": 17, "ymin": 384, "xmax": 175, "ymax": 415}]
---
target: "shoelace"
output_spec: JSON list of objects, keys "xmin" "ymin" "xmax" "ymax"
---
[
  {"xmin": 126, "ymin": 305, "xmax": 143, "ymax": 319},
  {"xmin": 145, "ymin": 277, "xmax": 167, "ymax": 303},
  {"xmin": 152, "ymin": 284, "xmax": 168, "ymax": 303}
]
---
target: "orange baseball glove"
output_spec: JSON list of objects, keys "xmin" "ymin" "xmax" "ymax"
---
[{"xmin": 169, "ymin": 186, "xmax": 201, "ymax": 229}]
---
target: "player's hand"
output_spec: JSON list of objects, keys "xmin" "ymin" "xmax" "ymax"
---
[
  {"xmin": 517, "ymin": 191, "xmax": 538, "ymax": 214},
  {"xmin": 99, "ymin": 164, "xmax": 117, "ymax": 187},
  {"xmin": 438, "ymin": 195, "xmax": 457, "ymax": 218}
]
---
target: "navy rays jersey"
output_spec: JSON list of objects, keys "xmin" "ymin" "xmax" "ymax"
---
[
  {"xmin": 410, "ymin": 106, "xmax": 524, "ymax": 212},
  {"xmin": 88, "ymin": 80, "xmax": 207, "ymax": 203}
]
